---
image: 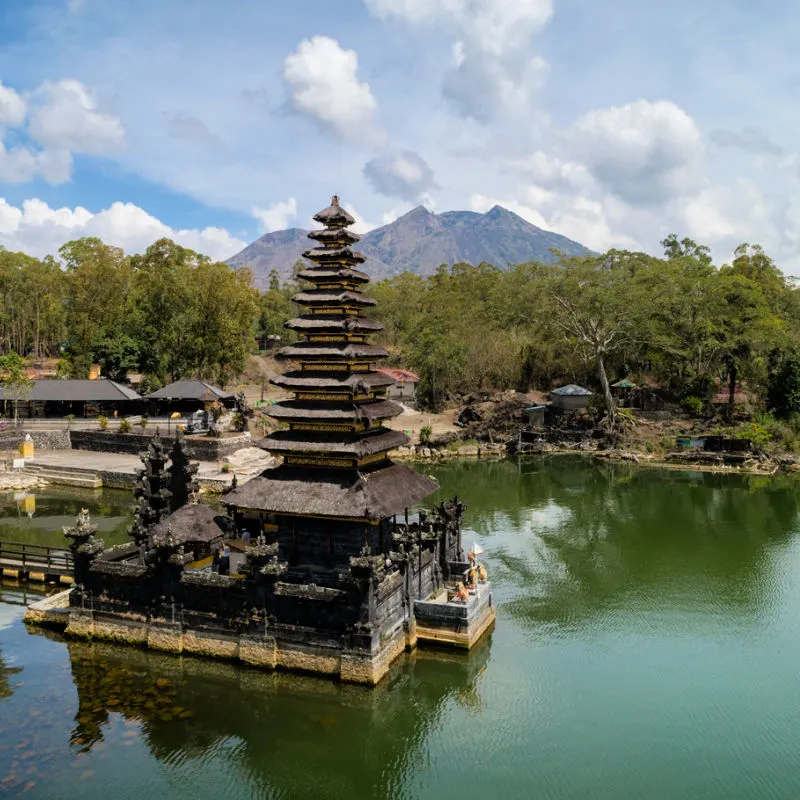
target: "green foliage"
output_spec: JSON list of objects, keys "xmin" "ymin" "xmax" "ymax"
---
[
  {"xmin": 0, "ymin": 237, "xmax": 260, "ymax": 387},
  {"xmin": 767, "ymin": 353, "xmax": 800, "ymax": 418},
  {"xmin": 138, "ymin": 417, "xmax": 148, "ymax": 430},
  {"xmin": 221, "ymin": 462, "xmax": 232, "ymax": 473},
  {"xmin": 680, "ymin": 396, "xmax": 705, "ymax": 417},
  {"xmin": 419, "ymin": 424, "xmax": 433, "ymax": 445},
  {"xmin": 97, "ymin": 415, "xmax": 108, "ymax": 431},
  {"xmin": 0, "ymin": 351, "xmax": 33, "ymax": 423},
  {"xmin": 64, "ymin": 413, "xmax": 75, "ymax": 430},
  {"xmin": 733, "ymin": 422, "xmax": 772, "ymax": 447},
  {"xmin": 119, "ymin": 417, "xmax": 132, "ymax": 434}
]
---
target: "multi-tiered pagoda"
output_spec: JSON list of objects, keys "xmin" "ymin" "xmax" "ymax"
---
[
  {"xmin": 52, "ymin": 195, "xmax": 494, "ymax": 687},
  {"xmin": 228, "ymin": 195, "xmax": 436, "ymax": 521}
]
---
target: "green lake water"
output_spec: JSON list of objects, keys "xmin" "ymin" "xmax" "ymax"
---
[{"xmin": 2, "ymin": 457, "xmax": 800, "ymax": 799}]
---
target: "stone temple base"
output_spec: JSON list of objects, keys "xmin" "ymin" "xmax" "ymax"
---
[
  {"xmin": 49, "ymin": 604, "xmax": 416, "ymax": 686},
  {"xmin": 25, "ymin": 587, "xmax": 494, "ymax": 686}
]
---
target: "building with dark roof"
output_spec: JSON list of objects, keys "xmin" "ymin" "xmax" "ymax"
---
[
  {"xmin": 0, "ymin": 379, "xmax": 142, "ymax": 418},
  {"xmin": 146, "ymin": 380, "xmax": 235, "ymax": 415}
]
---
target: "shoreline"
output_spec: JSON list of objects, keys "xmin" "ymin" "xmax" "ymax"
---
[{"xmin": 392, "ymin": 445, "xmax": 792, "ymax": 477}]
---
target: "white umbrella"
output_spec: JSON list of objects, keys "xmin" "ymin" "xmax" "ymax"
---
[{"xmin": 468, "ymin": 542, "xmax": 485, "ymax": 558}]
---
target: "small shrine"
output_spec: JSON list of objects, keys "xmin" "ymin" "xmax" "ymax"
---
[{"xmin": 55, "ymin": 196, "xmax": 495, "ymax": 685}]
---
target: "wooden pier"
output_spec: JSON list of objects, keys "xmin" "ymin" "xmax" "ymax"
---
[{"xmin": 0, "ymin": 540, "xmax": 74, "ymax": 584}]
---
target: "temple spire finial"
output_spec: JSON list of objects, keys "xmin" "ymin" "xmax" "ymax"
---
[{"xmin": 331, "ymin": 194, "xmax": 339, "ymax": 206}]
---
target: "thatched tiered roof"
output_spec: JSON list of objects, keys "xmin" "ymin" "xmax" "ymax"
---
[{"xmin": 224, "ymin": 463, "xmax": 436, "ymax": 520}]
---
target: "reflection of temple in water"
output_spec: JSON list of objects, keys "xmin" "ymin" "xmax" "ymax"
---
[{"xmin": 64, "ymin": 635, "xmax": 490, "ymax": 798}]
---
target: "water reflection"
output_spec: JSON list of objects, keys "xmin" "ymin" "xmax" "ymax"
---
[
  {"xmin": 427, "ymin": 458, "xmax": 800, "ymax": 631},
  {"xmin": 0, "ymin": 487, "xmax": 133, "ymax": 548},
  {"xmin": 61, "ymin": 634, "xmax": 491, "ymax": 799}
]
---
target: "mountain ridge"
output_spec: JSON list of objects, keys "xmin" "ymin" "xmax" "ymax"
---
[{"xmin": 226, "ymin": 204, "xmax": 593, "ymax": 287}]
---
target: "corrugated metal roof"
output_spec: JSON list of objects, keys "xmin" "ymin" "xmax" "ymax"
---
[
  {"xmin": 0, "ymin": 379, "xmax": 141, "ymax": 402},
  {"xmin": 377, "ymin": 368, "xmax": 420, "ymax": 383},
  {"xmin": 146, "ymin": 380, "xmax": 233, "ymax": 401},
  {"xmin": 551, "ymin": 384, "xmax": 593, "ymax": 396}
]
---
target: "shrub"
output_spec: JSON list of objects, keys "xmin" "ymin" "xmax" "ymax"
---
[
  {"xmin": 733, "ymin": 422, "xmax": 772, "ymax": 447},
  {"xmin": 138, "ymin": 417, "xmax": 148, "ymax": 431},
  {"xmin": 64, "ymin": 413, "xmax": 75, "ymax": 430},
  {"xmin": 97, "ymin": 415, "xmax": 108, "ymax": 431},
  {"xmin": 221, "ymin": 462, "xmax": 232, "ymax": 473},
  {"xmin": 119, "ymin": 417, "xmax": 132, "ymax": 434},
  {"xmin": 419, "ymin": 424, "xmax": 433, "ymax": 445},
  {"xmin": 680, "ymin": 396, "xmax": 705, "ymax": 416}
]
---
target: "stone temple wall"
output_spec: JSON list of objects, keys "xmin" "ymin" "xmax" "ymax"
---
[
  {"xmin": 70, "ymin": 430, "xmax": 250, "ymax": 460},
  {"xmin": 0, "ymin": 428, "xmax": 72, "ymax": 451}
]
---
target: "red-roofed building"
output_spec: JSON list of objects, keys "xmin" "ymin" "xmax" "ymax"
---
[{"xmin": 377, "ymin": 368, "xmax": 420, "ymax": 403}]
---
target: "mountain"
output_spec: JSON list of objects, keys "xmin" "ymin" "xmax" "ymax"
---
[{"xmin": 226, "ymin": 204, "xmax": 593, "ymax": 288}]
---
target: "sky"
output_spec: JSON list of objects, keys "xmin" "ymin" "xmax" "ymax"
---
[{"xmin": 0, "ymin": 0, "xmax": 798, "ymax": 271}]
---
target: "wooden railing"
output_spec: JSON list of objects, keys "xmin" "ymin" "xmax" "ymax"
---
[{"xmin": 0, "ymin": 540, "xmax": 74, "ymax": 575}]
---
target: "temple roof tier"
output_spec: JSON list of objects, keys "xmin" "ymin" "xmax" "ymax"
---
[
  {"xmin": 222, "ymin": 462, "xmax": 438, "ymax": 520},
  {"xmin": 267, "ymin": 398, "xmax": 403, "ymax": 423},
  {"xmin": 270, "ymin": 370, "xmax": 394, "ymax": 392},
  {"xmin": 307, "ymin": 228, "xmax": 360, "ymax": 245},
  {"xmin": 285, "ymin": 315, "xmax": 383, "ymax": 334},
  {"xmin": 278, "ymin": 342, "xmax": 388, "ymax": 360},
  {"xmin": 261, "ymin": 428, "xmax": 408, "ymax": 457},
  {"xmin": 296, "ymin": 267, "xmax": 370, "ymax": 284},
  {"xmin": 302, "ymin": 247, "xmax": 366, "ymax": 264},
  {"xmin": 313, "ymin": 196, "xmax": 356, "ymax": 227},
  {"xmin": 291, "ymin": 290, "xmax": 377, "ymax": 307}
]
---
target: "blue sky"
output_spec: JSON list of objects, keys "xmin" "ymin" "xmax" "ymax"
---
[{"xmin": 0, "ymin": 0, "xmax": 798, "ymax": 270}]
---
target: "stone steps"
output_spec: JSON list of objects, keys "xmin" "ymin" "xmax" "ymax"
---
[{"xmin": 23, "ymin": 463, "xmax": 103, "ymax": 488}]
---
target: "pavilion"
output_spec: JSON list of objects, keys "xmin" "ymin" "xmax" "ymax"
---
[{"xmin": 145, "ymin": 380, "xmax": 235, "ymax": 416}]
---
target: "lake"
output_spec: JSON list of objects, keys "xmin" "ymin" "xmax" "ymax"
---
[{"xmin": 2, "ymin": 457, "xmax": 800, "ymax": 799}]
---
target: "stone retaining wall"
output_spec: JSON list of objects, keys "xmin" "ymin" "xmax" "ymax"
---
[
  {"xmin": 70, "ymin": 430, "xmax": 251, "ymax": 460},
  {"xmin": 0, "ymin": 428, "xmax": 71, "ymax": 451}
]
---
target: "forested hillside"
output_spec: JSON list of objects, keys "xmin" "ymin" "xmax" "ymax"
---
[{"xmin": 4, "ymin": 232, "xmax": 800, "ymax": 441}]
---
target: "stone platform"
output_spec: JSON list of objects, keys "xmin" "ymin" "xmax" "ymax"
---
[
  {"xmin": 25, "ymin": 583, "xmax": 495, "ymax": 685},
  {"xmin": 414, "ymin": 582, "xmax": 496, "ymax": 649}
]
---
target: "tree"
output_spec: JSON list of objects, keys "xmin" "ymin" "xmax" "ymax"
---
[
  {"xmin": 543, "ymin": 254, "xmax": 646, "ymax": 427},
  {"xmin": 0, "ymin": 352, "xmax": 32, "ymax": 425}
]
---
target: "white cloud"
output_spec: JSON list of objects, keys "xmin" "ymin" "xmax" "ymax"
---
[
  {"xmin": 570, "ymin": 99, "xmax": 705, "ymax": 205},
  {"xmin": 469, "ymin": 188, "xmax": 642, "ymax": 253},
  {"xmin": 0, "ymin": 81, "xmax": 26, "ymax": 127},
  {"xmin": 342, "ymin": 203, "xmax": 377, "ymax": 235},
  {"xmin": 28, "ymin": 79, "xmax": 124, "ymax": 154},
  {"xmin": 283, "ymin": 36, "xmax": 383, "ymax": 143},
  {"xmin": 252, "ymin": 197, "xmax": 298, "ymax": 232},
  {"xmin": 365, "ymin": 0, "xmax": 552, "ymax": 56},
  {"xmin": 0, "ymin": 141, "xmax": 71, "ymax": 185},
  {"xmin": 363, "ymin": 150, "xmax": 436, "ymax": 201},
  {"xmin": 0, "ymin": 198, "xmax": 245, "ymax": 261},
  {"xmin": 365, "ymin": 0, "xmax": 553, "ymax": 120},
  {"xmin": 444, "ymin": 50, "xmax": 549, "ymax": 121}
]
